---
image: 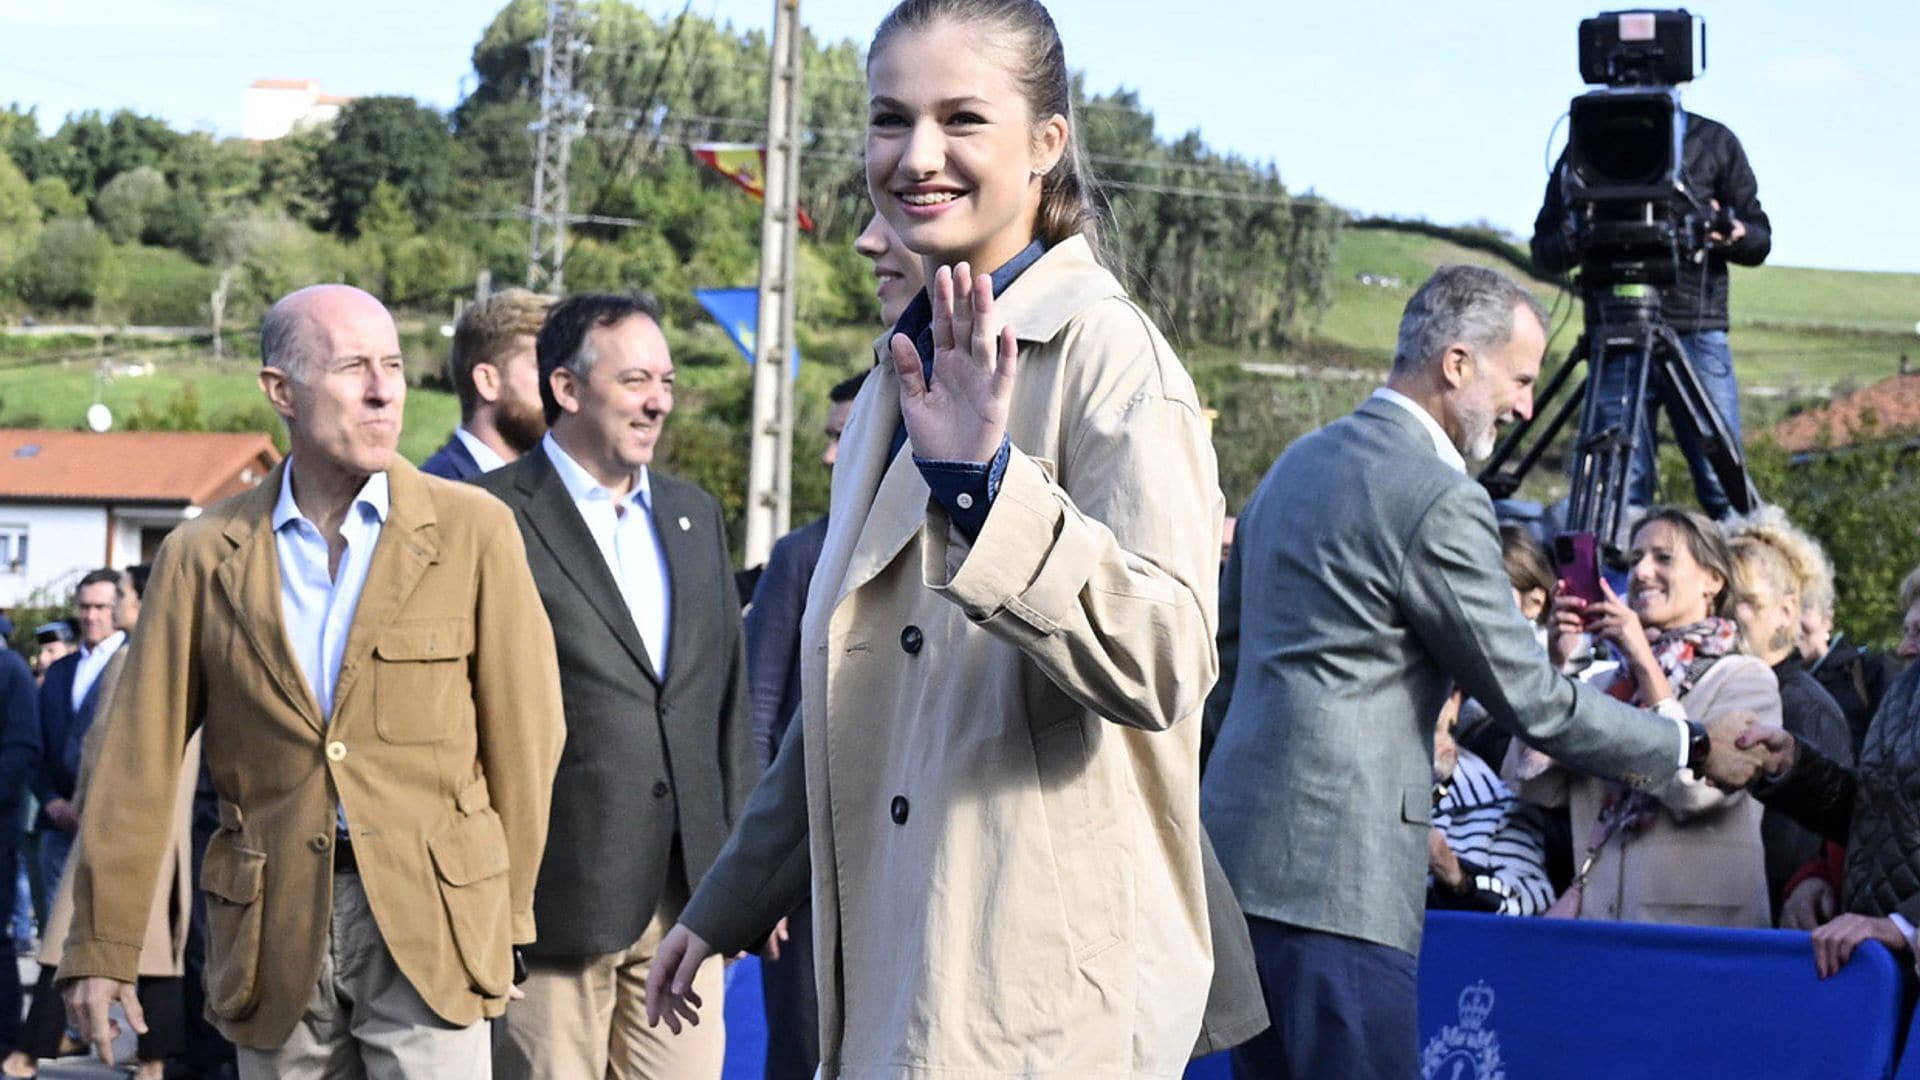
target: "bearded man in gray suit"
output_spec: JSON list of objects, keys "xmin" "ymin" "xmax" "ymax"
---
[{"xmin": 1201, "ymin": 265, "xmax": 1769, "ymax": 1080}]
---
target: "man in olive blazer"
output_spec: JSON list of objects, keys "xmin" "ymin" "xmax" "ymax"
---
[
  {"xmin": 61, "ymin": 285, "xmax": 565, "ymax": 1075},
  {"xmin": 477, "ymin": 293, "xmax": 754, "ymax": 1080},
  {"xmin": 1201, "ymin": 266, "xmax": 1762, "ymax": 1080}
]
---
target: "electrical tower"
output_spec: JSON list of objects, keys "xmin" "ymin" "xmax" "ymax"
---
[
  {"xmin": 529, "ymin": 0, "xmax": 588, "ymax": 290},
  {"xmin": 743, "ymin": 0, "xmax": 805, "ymax": 566}
]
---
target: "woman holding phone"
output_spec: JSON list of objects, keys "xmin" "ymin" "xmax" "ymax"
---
[
  {"xmin": 648, "ymin": 0, "xmax": 1229, "ymax": 1074},
  {"xmin": 1509, "ymin": 507, "xmax": 1780, "ymax": 927}
]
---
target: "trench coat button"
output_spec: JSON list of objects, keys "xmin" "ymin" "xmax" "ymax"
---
[
  {"xmin": 652, "ymin": 780, "xmax": 671, "ymax": 799},
  {"xmin": 890, "ymin": 796, "xmax": 909, "ymax": 825},
  {"xmin": 955, "ymin": 492, "xmax": 974, "ymax": 510},
  {"xmin": 309, "ymin": 835, "xmax": 330, "ymax": 854},
  {"xmin": 899, "ymin": 626, "xmax": 923, "ymax": 655},
  {"xmin": 326, "ymin": 741, "xmax": 348, "ymax": 762}
]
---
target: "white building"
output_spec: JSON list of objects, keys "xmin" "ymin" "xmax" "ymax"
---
[
  {"xmin": 243, "ymin": 78, "xmax": 353, "ymax": 141},
  {"xmin": 0, "ymin": 429, "xmax": 281, "ymax": 608}
]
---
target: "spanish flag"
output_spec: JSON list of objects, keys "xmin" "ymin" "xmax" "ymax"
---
[{"xmin": 691, "ymin": 142, "xmax": 816, "ymax": 232}]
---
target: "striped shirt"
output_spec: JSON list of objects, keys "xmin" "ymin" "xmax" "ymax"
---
[{"xmin": 1430, "ymin": 747, "xmax": 1557, "ymax": 916}]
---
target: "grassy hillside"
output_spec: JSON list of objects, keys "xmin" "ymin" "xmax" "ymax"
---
[{"xmin": 1316, "ymin": 228, "xmax": 1920, "ymax": 399}]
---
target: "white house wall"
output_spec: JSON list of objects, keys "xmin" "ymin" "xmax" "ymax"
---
[{"xmin": 0, "ymin": 503, "xmax": 108, "ymax": 608}]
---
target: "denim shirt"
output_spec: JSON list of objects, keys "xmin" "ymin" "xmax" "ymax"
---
[{"xmin": 890, "ymin": 240, "xmax": 1047, "ymax": 539}]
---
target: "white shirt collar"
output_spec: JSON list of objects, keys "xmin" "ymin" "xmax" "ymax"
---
[
  {"xmin": 453, "ymin": 426, "xmax": 508, "ymax": 473},
  {"xmin": 542, "ymin": 432, "xmax": 652, "ymax": 509},
  {"xmin": 273, "ymin": 460, "xmax": 392, "ymax": 532},
  {"xmin": 1371, "ymin": 387, "xmax": 1467, "ymax": 474},
  {"xmin": 81, "ymin": 630, "xmax": 125, "ymax": 660}
]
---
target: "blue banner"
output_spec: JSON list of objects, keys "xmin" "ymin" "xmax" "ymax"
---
[
  {"xmin": 694, "ymin": 287, "xmax": 799, "ymax": 377},
  {"xmin": 1417, "ymin": 911, "xmax": 1904, "ymax": 1079}
]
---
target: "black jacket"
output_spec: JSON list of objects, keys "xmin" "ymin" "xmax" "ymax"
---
[
  {"xmin": 1757, "ymin": 663, "xmax": 1920, "ymax": 922},
  {"xmin": 474, "ymin": 447, "xmax": 756, "ymax": 956},
  {"xmin": 1762, "ymin": 654, "xmax": 1853, "ymax": 912},
  {"xmin": 1809, "ymin": 636, "xmax": 1904, "ymax": 757},
  {"xmin": 1532, "ymin": 112, "xmax": 1771, "ymax": 332}
]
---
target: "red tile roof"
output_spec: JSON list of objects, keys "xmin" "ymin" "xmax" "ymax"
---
[
  {"xmin": 249, "ymin": 78, "xmax": 318, "ymax": 91},
  {"xmin": 0, "ymin": 430, "xmax": 281, "ymax": 507},
  {"xmin": 1771, "ymin": 373, "xmax": 1920, "ymax": 452}
]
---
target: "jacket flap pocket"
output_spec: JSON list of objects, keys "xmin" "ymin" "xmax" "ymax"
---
[
  {"xmin": 429, "ymin": 810, "xmax": 510, "ymax": 886},
  {"xmin": 201, "ymin": 842, "xmax": 266, "ymax": 904},
  {"xmin": 1401, "ymin": 784, "xmax": 1433, "ymax": 825},
  {"xmin": 375, "ymin": 619, "xmax": 473, "ymax": 662}
]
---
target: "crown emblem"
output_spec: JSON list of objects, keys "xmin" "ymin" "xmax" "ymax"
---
[{"xmin": 1458, "ymin": 981, "xmax": 1496, "ymax": 1031}]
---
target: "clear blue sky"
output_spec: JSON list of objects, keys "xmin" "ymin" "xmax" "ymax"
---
[{"xmin": 4, "ymin": 0, "xmax": 1915, "ymax": 271}]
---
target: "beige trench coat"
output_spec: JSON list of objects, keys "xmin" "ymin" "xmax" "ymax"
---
[
  {"xmin": 42, "ymin": 645, "xmax": 198, "ymax": 976},
  {"xmin": 1510, "ymin": 653, "xmax": 1781, "ymax": 928},
  {"xmin": 796, "ymin": 236, "xmax": 1224, "ymax": 1077}
]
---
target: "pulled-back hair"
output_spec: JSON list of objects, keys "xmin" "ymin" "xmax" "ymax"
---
[
  {"xmin": 870, "ymin": 0, "xmax": 1106, "ymax": 263},
  {"xmin": 1724, "ymin": 505, "xmax": 1832, "ymax": 615}
]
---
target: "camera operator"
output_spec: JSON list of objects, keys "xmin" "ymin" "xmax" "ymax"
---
[{"xmin": 1531, "ymin": 109, "xmax": 1771, "ymax": 520}]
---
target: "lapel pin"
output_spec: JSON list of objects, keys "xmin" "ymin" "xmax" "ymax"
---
[{"xmin": 678, "ymin": 516, "xmax": 692, "ymax": 532}]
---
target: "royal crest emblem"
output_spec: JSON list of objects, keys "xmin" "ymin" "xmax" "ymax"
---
[{"xmin": 1421, "ymin": 980, "xmax": 1505, "ymax": 1080}]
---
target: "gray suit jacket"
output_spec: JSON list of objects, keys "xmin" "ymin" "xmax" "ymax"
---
[
  {"xmin": 1200, "ymin": 396, "xmax": 1683, "ymax": 957},
  {"xmin": 474, "ymin": 446, "xmax": 756, "ymax": 956}
]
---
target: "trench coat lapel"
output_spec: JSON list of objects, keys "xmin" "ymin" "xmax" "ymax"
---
[
  {"xmin": 826, "ymin": 358, "xmax": 926, "ymax": 611},
  {"xmin": 331, "ymin": 459, "xmax": 441, "ymax": 715},
  {"xmin": 213, "ymin": 461, "xmax": 324, "ymax": 733},
  {"xmin": 515, "ymin": 446, "xmax": 660, "ymax": 683}
]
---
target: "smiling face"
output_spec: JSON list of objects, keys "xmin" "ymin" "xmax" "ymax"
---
[
  {"xmin": 549, "ymin": 314, "xmax": 675, "ymax": 488},
  {"xmin": 854, "ymin": 211, "xmax": 929, "ymax": 326},
  {"xmin": 260, "ymin": 287, "xmax": 405, "ymax": 479},
  {"xmin": 1446, "ymin": 303, "xmax": 1542, "ymax": 462},
  {"xmin": 1627, "ymin": 519, "xmax": 1724, "ymax": 631},
  {"xmin": 866, "ymin": 17, "xmax": 1066, "ymax": 276}
]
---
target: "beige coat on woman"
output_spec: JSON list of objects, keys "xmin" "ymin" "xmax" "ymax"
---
[
  {"xmin": 1510, "ymin": 653, "xmax": 1781, "ymax": 928},
  {"xmin": 740, "ymin": 236, "xmax": 1221, "ymax": 1077},
  {"xmin": 42, "ymin": 647, "xmax": 199, "ymax": 977}
]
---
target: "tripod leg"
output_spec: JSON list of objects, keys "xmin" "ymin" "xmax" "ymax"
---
[{"xmin": 1652, "ymin": 328, "xmax": 1760, "ymax": 517}]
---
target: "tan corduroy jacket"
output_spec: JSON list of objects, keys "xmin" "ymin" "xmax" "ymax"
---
[
  {"xmin": 59, "ymin": 457, "xmax": 565, "ymax": 1048},
  {"xmin": 718, "ymin": 236, "xmax": 1223, "ymax": 1077}
]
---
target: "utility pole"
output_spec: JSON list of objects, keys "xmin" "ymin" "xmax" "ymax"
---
[
  {"xmin": 529, "ymin": 0, "xmax": 587, "ymax": 290},
  {"xmin": 742, "ymin": 0, "xmax": 804, "ymax": 566}
]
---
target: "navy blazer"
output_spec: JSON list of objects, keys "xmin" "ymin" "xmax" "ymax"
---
[
  {"xmin": 419, "ymin": 432, "xmax": 483, "ymax": 481},
  {"xmin": 0, "ymin": 648, "xmax": 38, "ymax": 828},
  {"xmin": 34, "ymin": 645, "xmax": 117, "ymax": 825},
  {"xmin": 744, "ymin": 516, "xmax": 829, "ymax": 765}
]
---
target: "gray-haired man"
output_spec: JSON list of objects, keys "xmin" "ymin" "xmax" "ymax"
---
[{"xmin": 1201, "ymin": 265, "xmax": 1768, "ymax": 1080}]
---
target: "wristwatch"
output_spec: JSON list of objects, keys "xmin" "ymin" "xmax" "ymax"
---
[{"xmin": 1685, "ymin": 719, "xmax": 1712, "ymax": 773}]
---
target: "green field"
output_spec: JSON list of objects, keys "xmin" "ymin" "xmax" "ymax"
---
[{"xmin": 1313, "ymin": 228, "xmax": 1920, "ymax": 399}]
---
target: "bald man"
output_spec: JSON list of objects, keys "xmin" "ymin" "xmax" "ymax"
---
[{"xmin": 58, "ymin": 285, "xmax": 565, "ymax": 1079}]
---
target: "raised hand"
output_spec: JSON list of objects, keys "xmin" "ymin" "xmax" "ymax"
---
[{"xmin": 887, "ymin": 263, "xmax": 1019, "ymax": 464}]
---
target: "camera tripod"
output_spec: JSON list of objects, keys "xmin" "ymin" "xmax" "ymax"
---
[{"xmin": 1478, "ymin": 283, "xmax": 1761, "ymax": 560}]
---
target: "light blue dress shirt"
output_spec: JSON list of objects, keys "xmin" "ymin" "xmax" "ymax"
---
[
  {"xmin": 272, "ymin": 463, "xmax": 390, "ymax": 723},
  {"xmin": 542, "ymin": 433, "xmax": 672, "ymax": 676},
  {"xmin": 70, "ymin": 630, "xmax": 126, "ymax": 713}
]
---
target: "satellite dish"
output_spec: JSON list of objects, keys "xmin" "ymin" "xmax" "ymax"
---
[{"xmin": 85, "ymin": 403, "xmax": 112, "ymax": 433}]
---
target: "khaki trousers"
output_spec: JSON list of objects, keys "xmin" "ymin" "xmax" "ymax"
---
[
  {"xmin": 237, "ymin": 871, "xmax": 490, "ymax": 1080},
  {"xmin": 494, "ymin": 878, "xmax": 725, "ymax": 1080}
]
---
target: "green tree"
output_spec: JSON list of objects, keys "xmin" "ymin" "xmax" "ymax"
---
[
  {"xmin": 0, "ymin": 153, "xmax": 39, "ymax": 247},
  {"xmin": 45, "ymin": 109, "xmax": 181, "ymax": 202},
  {"xmin": 30, "ymin": 175, "xmax": 84, "ymax": 219},
  {"xmin": 19, "ymin": 217, "xmax": 108, "ymax": 307},
  {"xmin": 317, "ymin": 96, "xmax": 459, "ymax": 237},
  {"xmin": 94, "ymin": 165, "xmax": 171, "ymax": 243}
]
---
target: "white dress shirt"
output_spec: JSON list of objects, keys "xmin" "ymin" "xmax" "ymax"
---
[
  {"xmin": 454, "ymin": 426, "xmax": 508, "ymax": 474},
  {"xmin": 543, "ymin": 433, "xmax": 672, "ymax": 676},
  {"xmin": 272, "ymin": 463, "xmax": 390, "ymax": 723},
  {"xmin": 70, "ymin": 630, "xmax": 126, "ymax": 713}
]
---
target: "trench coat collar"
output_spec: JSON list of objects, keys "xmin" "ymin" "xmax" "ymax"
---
[{"xmin": 215, "ymin": 456, "xmax": 441, "ymax": 733}]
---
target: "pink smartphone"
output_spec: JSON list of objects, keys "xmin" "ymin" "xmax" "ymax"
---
[{"xmin": 1553, "ymin": 531, "xmax": 1605, "ymax": 607}]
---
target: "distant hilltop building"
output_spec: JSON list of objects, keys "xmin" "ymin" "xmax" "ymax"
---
[
  {"xmin": 243, "ymin": 78, "xmax": 353, "ymax": 140},
  {"xmin": 1771, "ymin": 370, "xmax": 1920, "ymax": 454}
]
